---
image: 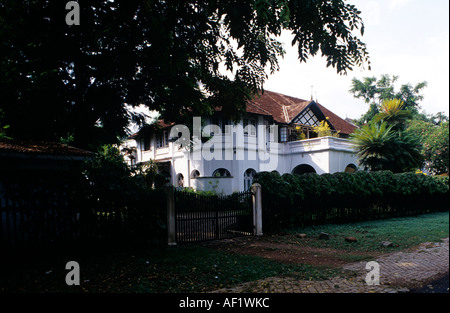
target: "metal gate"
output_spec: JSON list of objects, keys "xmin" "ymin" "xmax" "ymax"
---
[{"xmin": 174, "ymin": 190, "xmax": 253, "ymax": 244}]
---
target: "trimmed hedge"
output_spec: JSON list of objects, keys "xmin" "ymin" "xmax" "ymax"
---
[{"xmin": 254, "ymin": 171, "xmax": 449, "ymax": 233}]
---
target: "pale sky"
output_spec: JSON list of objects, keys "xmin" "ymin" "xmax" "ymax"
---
[{"xmin": 264, "ymin": 0, "xmax": 450, "ymax": 120}]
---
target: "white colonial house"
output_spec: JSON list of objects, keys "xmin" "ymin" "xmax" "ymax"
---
[{"xmin": 121, "ymin": 90, "xmax": 360, "ymax": 194}]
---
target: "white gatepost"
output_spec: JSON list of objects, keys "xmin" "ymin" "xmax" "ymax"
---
[{"xmin": 251, "ymin": 183, "xmax": 263, "ymax": 236}]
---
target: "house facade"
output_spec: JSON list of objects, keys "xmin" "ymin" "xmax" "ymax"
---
[{"xmin": 122, "ymin": 91, "xmax": 360, "ymax": 194}]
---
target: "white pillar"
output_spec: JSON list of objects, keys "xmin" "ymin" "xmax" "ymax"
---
[{"xmin": 251, "ymin": 183, "xmax": 263, "ymax": 236}]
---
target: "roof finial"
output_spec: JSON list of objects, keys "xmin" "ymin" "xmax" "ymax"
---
[{"xmin": 311, "ymin": 85, "xmax": 314, "ymax": 101}]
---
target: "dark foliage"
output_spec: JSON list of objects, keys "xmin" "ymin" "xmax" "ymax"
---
[
  {"xmin": 254, "ymin": 171, "xmax": 449, "ymax": 232},
  {"xmin": 0, "ymin": 0, "xmax": 370, "ymax": 149}
]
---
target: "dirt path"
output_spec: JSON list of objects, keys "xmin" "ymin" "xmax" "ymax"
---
[
  {"xmin": 206, "ymin": 236, "xmax": 449, "ymax": 293},
  {"xmin": 203, "ymin": 235, "xmax": 381, "ymax": 267}
]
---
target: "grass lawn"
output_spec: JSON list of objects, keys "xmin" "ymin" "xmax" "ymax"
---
[
  {"xmin": 0, "ymin": 212, "xmax": 448, "ymax": 293},
  {"xmin": 285, "ymin": 211, "xmax": 449, "ymax": 252}
]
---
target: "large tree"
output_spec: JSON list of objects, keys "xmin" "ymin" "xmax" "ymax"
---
[
  {"xmin": 406, "ymin": 118, "xmax": 449, "ymax": 175},
  {"xmin": 349, "ymin": 74, "xmax": 427, "ymax": 125},
  {"xmin": 1, "ymin": 0, "xmax": 370, "ymax": 149}
]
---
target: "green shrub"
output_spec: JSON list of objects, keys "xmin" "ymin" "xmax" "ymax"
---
[{"xmin": 255, "ymin": 170, "xmax": 449, "ymax": 233}]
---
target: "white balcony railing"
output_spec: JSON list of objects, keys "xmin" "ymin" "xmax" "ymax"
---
[{"xmin": 287, "ymin": 136, "xmax": 355, "ymax": 154}]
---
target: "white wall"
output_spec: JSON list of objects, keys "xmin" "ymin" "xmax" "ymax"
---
[
  {"xmin": 124, "ymin": 121, "xmax": 361, "ymax": 194},
  {"xmin": 191, "ymin": 177, "xmax": 234, "ymax": 195}
]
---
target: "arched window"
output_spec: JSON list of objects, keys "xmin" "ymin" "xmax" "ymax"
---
[
  {"xmin": 292, "ymin": 164, "xmax": 317, "ymax": 175},
  {"xmin": 244, "ymin": 168, "xmax": 257, "ymax": 190},
  {"xmin": 345, "ymin": 164, "xmax": 358, "ymax": 173},
  {"xmin": 212, "ymin": 168, "xmax": 231, "ymax": 177},
  {"xmin": 190, "ymin": 170, "xmax": 200, "ymax": 178},
  {"xmin": 176, "ymin": 173, "xmax": 184, "ymax": 187}
]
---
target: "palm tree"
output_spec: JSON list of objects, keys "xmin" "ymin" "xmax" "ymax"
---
[
  {"xmin": 351, "ymin": 121, "xmax": 397, "ymax": 171},
  {"xmin": 351, "ymin": 121, "xmax": 423, "ymax": 172},
  {"xmin": 373, "ymin": 99, "xmax": 411, "ymax": 131}
]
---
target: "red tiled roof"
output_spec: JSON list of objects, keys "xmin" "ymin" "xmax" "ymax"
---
[
  {"xmin": 316, "ymin": 103, "xmax": 357, "ymax": 135},
  {"xmin": 246, "ymin": 102, "xmax": 273, "ymax": 117},
  {"xmin": 248, "ymin": 90, "xmax": 310, "ymax": 124},
  {"xmin": 129, "ymin": 90, "xmax": 357, "ymax": 138},
  {"xmin": 156, "ymin": 120, "xmax": 175, "ymax": 128},
  {"xmin": 249, "ymin": 90, "xmax": 357, "ymax": 134},
  {"xmin": 0, "ymin": 140, "xmax": 93, "ymax": 157}
]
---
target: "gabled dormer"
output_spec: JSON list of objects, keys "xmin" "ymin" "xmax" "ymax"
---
[
  {"xmin": 291, "ymin": 102, "xmax": 324, "ymax": 127},
  {"xmin": 248, "ymin": 91, "xmax": 357, "ymax": 140}
]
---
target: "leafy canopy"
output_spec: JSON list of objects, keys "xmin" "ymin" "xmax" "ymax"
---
[
  {"xmin": 406, "ymin": 119, "xmax": 449, "ymax": 175},
  {"xmin": 349, "ymin": 74, "xmax": 427, "ymax": 125},
  {"xmin": 0, "ymin": 0, "xmax": 370, "ymax": 149}
]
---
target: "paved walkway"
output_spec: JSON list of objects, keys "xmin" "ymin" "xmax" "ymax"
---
[{"xmin": 212, "ymin": 238, "xmax": 449, "ymax": 293}]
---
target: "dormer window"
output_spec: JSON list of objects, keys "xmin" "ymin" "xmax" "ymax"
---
[{"xmin": 294, "ymin": 108, "xmax": 320, "ymax": 126}]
